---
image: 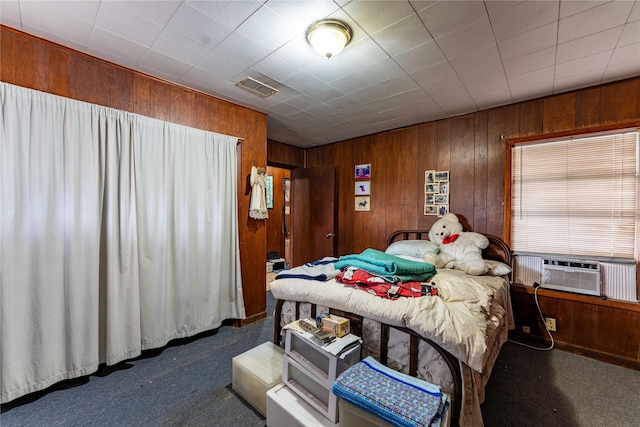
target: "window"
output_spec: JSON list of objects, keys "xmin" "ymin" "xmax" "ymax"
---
[{"xmin": 511, "ymin": 131, "xmax": 638, "ymax": 260}]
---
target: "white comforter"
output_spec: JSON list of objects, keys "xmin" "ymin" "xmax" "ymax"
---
[{"xmin": 270, "ymin": 269, "xmax": 508, "ymax": 373}]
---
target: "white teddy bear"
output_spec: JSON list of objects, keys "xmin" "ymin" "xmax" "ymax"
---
[{"xmin": 423, "ymin": 213, "xmax": 489, "ymax": 276}]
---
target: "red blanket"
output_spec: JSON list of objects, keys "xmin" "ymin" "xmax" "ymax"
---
[{"xmin": 336, "ymin": 268, "xmax": 437, "ymax": 299}]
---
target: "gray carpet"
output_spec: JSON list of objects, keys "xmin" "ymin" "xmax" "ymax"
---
[{"xmin": 2, "ymin": 293, "xmax": 639, "ymax": 426}]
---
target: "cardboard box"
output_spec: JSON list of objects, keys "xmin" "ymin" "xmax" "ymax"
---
[{"xmin": 319, "ymin": 314, "xmax": 350, "ymax": 338}]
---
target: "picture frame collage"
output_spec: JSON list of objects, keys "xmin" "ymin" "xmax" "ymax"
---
[
  {"xmin": 424, "ymin": 170, "xmax": 449, "ymax": 217},
  {"xmin": 354, "ymin": 163, "xmax": 371, "ymax": 211}
]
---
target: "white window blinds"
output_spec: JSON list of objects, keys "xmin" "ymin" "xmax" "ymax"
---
[{"xmin": 511, "ymin": 131, "xmax": 638, "ymax": 259}]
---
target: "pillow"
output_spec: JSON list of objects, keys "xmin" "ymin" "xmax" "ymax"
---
[
  {"xmin": 385, "ymin": 240, "xmax": 439, "ymax": 259},
  {"xmin": 394, "ymin": 254, "xmax": 427, "ymax": 263},
  {"xmin": 485, "ymin": 260, "xmax": 512, "ymax": 276}
]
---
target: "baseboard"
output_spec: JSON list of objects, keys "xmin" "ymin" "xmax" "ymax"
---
[{"xmin": 238, "ymin": 311, "xmax": 267, "ymax": 327}]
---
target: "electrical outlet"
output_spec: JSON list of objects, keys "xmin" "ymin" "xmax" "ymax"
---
[
  {"xmin": 522, "ymin": 326, "xmax": 531, "ymax": 333},
  {"xmin": 545, "ymin": 317, "xmax": 557, "ymax": 332}
]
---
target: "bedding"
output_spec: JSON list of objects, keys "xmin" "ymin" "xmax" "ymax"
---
[{"xmin": 270, "ymin": 231, "xmax": 513, "ymax": 427}]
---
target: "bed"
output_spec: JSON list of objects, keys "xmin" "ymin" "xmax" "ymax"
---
[{"xmin": 270, "ymin": 230, "xmax": 514, "ymax": 427}]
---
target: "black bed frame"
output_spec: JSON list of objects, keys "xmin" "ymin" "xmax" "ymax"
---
[{"xmin": 272, "ymin": 230, "xmax": 512, "ymax": 427}]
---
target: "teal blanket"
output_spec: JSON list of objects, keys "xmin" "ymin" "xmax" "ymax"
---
[{"xmin": 335, "ymin": 249, "xmax": 436, "ymax": 283}]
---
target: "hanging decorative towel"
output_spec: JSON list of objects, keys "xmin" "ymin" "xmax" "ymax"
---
[{"xmin": 249, "ymin": 166, "xmax": 269, "ymax": 219}]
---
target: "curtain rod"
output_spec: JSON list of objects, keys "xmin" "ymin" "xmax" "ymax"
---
[{"xmin": 237, "ymin": 138, "xmax": 244, "ymax": 145}]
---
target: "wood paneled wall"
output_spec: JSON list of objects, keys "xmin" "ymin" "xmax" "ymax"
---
[
  {"xmin": 304, "ymin": 76, "xmax": 640, "ymax": 368},
  {"xmin": 306, "ymin": 77, "xmax": 640, "ymax": 256},
  {"xmin": 1, "ymin": 26, "xmax": 268, "ymax": 322}
]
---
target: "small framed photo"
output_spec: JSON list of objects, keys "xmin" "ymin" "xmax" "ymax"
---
[
  {"xmin": 425, "ymin": 193, "xmax": 435, "ymax": 205},
  {"xmin": 425, "ymin": 183, "xmax": 439, "ymax": 193},
  {"xmin": 437, "ymin": 204, "xmax": 449, "ymax": 217},
  {"xmin": 355, "ymin": 163, "xmax": 371, "ymax": 179},
  {"xmin": 424, "ymin": 205, "xmax": 437, "ymax": 215},
  {"xmin": 355, "ymin": 181, "xmax": 370, "ymax": 195},
  {"xmin": 439, "ymin": 183, "xmax": 449, "ymax": 194},
  {"xmin": 266, "ymin": 175, "xmax": 274, "ymax": 209},
  {"xmin": 435, "ymin": 194, "xmax": 448, "ymax": 204},
  {"xmin": 425, "ymin": 170, "xmax": 435, "ymax": 184},
  {"xmin": 355, "ymin": 196, "xmax": 370, "ymax": 211},
  {"xmin": 435, "ymin": 171, "xmax": 449, "ymax": 182}
]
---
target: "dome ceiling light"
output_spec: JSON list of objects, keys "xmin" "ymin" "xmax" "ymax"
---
[{"xmin": 306, "ymin": 20, "xmax": 352, "ymax": 59}]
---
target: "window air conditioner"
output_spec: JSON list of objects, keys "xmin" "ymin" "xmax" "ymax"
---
[{"xmin": 541, "ymin": 258, "xmax": 601, "ymax": 296}]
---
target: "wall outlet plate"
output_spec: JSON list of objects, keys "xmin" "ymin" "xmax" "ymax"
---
[
  {"xmin": 523, "ymin": 326, "xmax": 531, "ymax": 333},
  {"xmin": 545, "ymin": 317, "xmax": 557, "ymax": 332}
]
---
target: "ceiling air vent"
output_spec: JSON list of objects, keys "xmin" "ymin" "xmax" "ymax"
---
[{"xmin": 235, "ymin": 77, "xmax": 278, "ymax": 98}]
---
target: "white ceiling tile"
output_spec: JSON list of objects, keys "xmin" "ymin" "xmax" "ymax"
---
[
  {"xmin": 188, "ymin": 0, "xmax": 263, "ymax": 28},
  {"xmin": 95, "ymin": 1, "xmax": 164, "ymax": 47},
  {"xmin": 609, "ymin": 42, "xmax": 640, "ymax": 66},
  {"xmin": 429, "ymin": 83, "xmax": 477, "ymax": 116},
  {"xmin": 449, "ymin": 43, "xmax": 502, "ymax": 74},
  {"xmin": 88, "ymin": 26, "xmax": 150, "ymax": 63},
  {"xmin": 139, "ymin": 50, "xmax": 193, "ymax": 79},
  {"xmin": 630, "ymin": 1, "xmax": 640, "ymax": 22},
  {"xmin": 408, "ymin": 1, "xmax": 439, "ymax": 13},
  {"xmin": 393, "ymin": 40, "xmax": 446, "ymax": 74},
  {"xmin": 558, "ymin": 1, "xmax": 634, "ymax": 43},
  {"xmin": 510, "ymin": 80, "xmax": 553, "ymax": 102},
  {"xmin": 19, "ymin": 0, "xmax": 97, "ymax": 45},
  {"xmin": 555, "ymin": 50, "xmax": 611, "ymax": 80},
  {"xmin": 152, "ymin": 29, "xmax": 211, "ymax": 65},
  {"xmin": 602, "ymin": 55, "xmax": 640, "ymax": 82},
  {"xmin": 213, "ymin": 31, "xmax": 270, "ymax": 66},
  {"xmin": 459, "ymin": 63, "xmax": 507, "ymax": 86},
  {"xmin": 619, "ymin": 21, "xmax": 640, "ymax": 47},
  {"xmin": 302, "ymin": 58, "xmax": 352, "ymax": 84},
  {"xmin": 113, "ymin": 0, "xmax": 182, "ymax": 26},
  {"xmin": 358, "ymin": 58, "xmax": 407, "ymax": 85},
  {"xmin": 265, "ymin": 0, "xmax": 339, "ymax": 33},
  {"xmin": 251, "ymin": 54, "xmax": 302, "ymax": 84},
  {"xmin": 559, "ymin": 0, "xmax": 610, "ymax": 19},
  {"xmin": 236, "ymin": 5, "xmax": 299, "ymax": 51},
  {"xmin": 508, "ymin": 66, "xmax": 555, "ymax": 92},
  {"xmin": 485, "ymin": 1, "xmax": 521, "ymax": 16},
  {"xmin": 498, "ymin": 22, "xmax": 557, "ymax": 61},
  {"xmin": 490, "ymin": 0, "xmax": 559, "ymax": 41},
  {"xmin": 371, "ymin": 14, "xmax": 433, "ymax": 56},
  {"xmin": 342, "ymin": 0, "xmax": 415, "ymax": 34},
  {"xmin": 410, "ymin": 60, "xmax": 458, "ymax": 89},
  {"xmin": 417, "ymin": 0, "xmax": 488, "ymax": 38},
  {"xmin": 503, "ymin": 47, "xmax": 556, "ymax": 77},
  {"xmin": 167, "ymin": 3, "xmax": 233, "ymax": 48},
  {"xmin": 556, "ymin": 26, "xmax": 623, "ymax": 64},
  {"xmin": 436, "ymin": 19, "xmax": 495, "ymax": 60},
  {"xmin": 196, "ymin": 49, "xmax": 250, "ymax": 80},
  {"xmin": 337, "ymin": 36, "xmax": 390, "ymax": 70},
  {"xmin": 0, "ymin": 1, "xmax": 21, "ymax": 27},
  {"xmin": 554, "ymin": 69, "xmax": 606, "ymax": 92},
  {"xmin": 18, "ymin": 24, "xmax": 87, "ymax": 52}
]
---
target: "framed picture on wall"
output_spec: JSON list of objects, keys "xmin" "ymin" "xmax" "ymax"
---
[
  {"xmin": 355, "ymin": 196, "xmax": 370, "ymax": 211},
  {"xmin": 266, "ymin": 175, "xmax": 274, "ymax": 209},
  {"xmin": 355, "ymin": 164, "xmax": 371, "ymax": 179},
  {"xmin": 355, "ymin": 181, "xmax": 370, "ymax": 195}
]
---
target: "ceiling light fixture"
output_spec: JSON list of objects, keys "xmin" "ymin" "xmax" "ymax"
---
[{"xmin": 306, "ymin": 19, "xmax": 352, "ymax": 59}]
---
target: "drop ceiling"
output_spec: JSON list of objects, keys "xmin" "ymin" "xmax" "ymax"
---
[{"xmin": 1, "ymin": 0, "xmax": 639, "ymax": 148}]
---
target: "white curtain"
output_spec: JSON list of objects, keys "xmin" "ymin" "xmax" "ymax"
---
[{"xmin": 0, "ymin": 82, "xmax": 245, "ymax": 403}]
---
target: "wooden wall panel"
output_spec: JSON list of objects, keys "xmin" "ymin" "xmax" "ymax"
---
[
  {"xmin": 543, "ymin": 92, "xmax": 576, "ymax": 133},
  {"xmin": 267, "ymin": 139, "xmax": 304, "ymax": 168},
  {"xmin": 1, "ymin": 26, "xmax": 268, "ymax": 322},
  {"xmin": 472, "ymin": 111, "xmax": 488, "ymax": 232},
  {"xmin": 576, "ymin": 86, "xmax": 601, "ymax": 128}
]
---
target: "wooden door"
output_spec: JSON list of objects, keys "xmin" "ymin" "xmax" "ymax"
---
[{"xmin": 290, "ymin": 166, "xmax": 336, "ymax": 267}]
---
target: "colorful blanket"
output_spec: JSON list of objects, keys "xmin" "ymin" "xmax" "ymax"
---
[
  {"xmin": 332, "ymin": 356, "xmax": 449, "ymax": 427},
  {"xmin": 335, "ymin": 249, "xmax": 436, "ymax": 282}
]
